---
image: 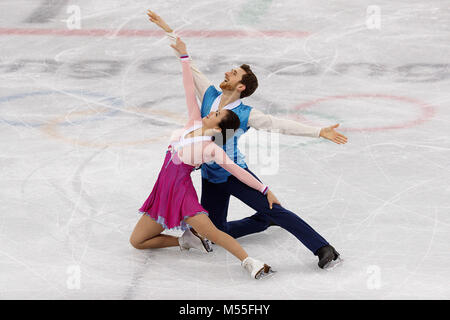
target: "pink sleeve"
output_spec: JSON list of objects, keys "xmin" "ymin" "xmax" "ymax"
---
[
  {"xmin": 181, "ymin": 58, "xmax": 202, "ymax": 122},
  {"xmin": 212, "ymin": 145, "xmax": 268, "ymax": 194}
]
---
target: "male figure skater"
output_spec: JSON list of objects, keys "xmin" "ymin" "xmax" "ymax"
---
[{"xmin": 148, "ymin": 10, "xmax": 347, "ymax": 269}]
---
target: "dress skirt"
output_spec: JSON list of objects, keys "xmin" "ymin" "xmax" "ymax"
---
[{"xmin": 139, "ymin": 148, "xmax": 208, "ymax": 231}]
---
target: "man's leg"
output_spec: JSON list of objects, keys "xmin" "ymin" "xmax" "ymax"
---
[
  {"xmin": 200, "ymin": 178, "xmax": 230, "ymax": 232},
  {"xmin": 201, "ymin": 177, "xmax": 273, "ymax": 237},
  {"xmin": 226, "ymin": 168, "xmax": 330, "ymax": 255},
  {"xmin": 223, "ymin": 170, "xmax": 273, "ymax": 238},
  {"xmin": 225, "ymin": 212, "xmax": 272, "ymax": 239}
]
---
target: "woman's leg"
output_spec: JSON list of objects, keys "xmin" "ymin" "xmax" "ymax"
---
[
  {"xmin": 185, "ymin": 214, "xmax": 248, "ymax": 261},
  {"xmin": 130, "ymin": 214, "xmax": 179, "ymax": 249}
]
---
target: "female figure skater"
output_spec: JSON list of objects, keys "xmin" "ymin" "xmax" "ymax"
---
[{"xmin": 129, "ymin": 37, "xmax": 279, "ymax": 279}]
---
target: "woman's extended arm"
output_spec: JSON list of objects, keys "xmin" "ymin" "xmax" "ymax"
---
[
  {"xmin": 210, "ymin": 145, "xmax": 280, "ymax": 208},
  {"xmin": 169, "ymin": 36, "xmax": 201, "ymax": 123},
  {"xmin": 212, "ymin": 145, "xmax": 268, "ymax": 194},
  {"xmin": 180, "ymin": 54, "xmax": 202, "ymax": 122}
]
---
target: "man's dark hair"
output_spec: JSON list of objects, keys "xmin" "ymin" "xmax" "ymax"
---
[{"xmin": 239, "ymin": 64, "xmax": 258, "ymax": 98}]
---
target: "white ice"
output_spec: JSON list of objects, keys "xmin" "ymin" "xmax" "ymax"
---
[{"xmin": 0, "ymin": 0, "xmax": 449, "ymax": 299}]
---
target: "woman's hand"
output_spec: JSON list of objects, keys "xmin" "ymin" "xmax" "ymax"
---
[
  {"xmin": 266, "ymin": 190, "xmax": 281, "ymax": 210},
  {"xmin": 170, "ymin": 37, "xmax": 188, "ymax": 56},
  {"xmin": 147, "ymin": 10, "xmax": 173, "ymax": 33}
]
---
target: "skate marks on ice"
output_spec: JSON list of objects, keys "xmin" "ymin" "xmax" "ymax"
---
[
  {"xmin": 25, "ymin": 0, "xmax": 69, "ymax": 24},
  {"xmin": 1, "ymin": 57, "xmax": 448, "ymax": 83},
  {"xmin": 1, "ymin": 0, "xmax": 449, "ymax": 299}
]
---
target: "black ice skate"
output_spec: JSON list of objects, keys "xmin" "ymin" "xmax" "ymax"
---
[{"xmin": 316, "ymin": 245, "xmax": 341, "ymax": 269}]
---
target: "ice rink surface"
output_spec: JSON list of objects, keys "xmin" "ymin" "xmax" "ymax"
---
[{"xmin": 0, "ymin": 0, "xmax": 449, "ymax": 299}]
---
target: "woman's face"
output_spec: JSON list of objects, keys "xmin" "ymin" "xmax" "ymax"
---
[{"xmin": 202, "ymin": 109, "xmax": 228, "ymax": 129}]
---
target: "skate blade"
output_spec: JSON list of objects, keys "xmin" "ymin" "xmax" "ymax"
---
[
  {"xmin": 201, "ymin": 238, "xmax": 213, "ymax": 253},
  {"xmin": 191, "ymin": 229, "xmax": 213, "ymax": 253},
  {"xmin": 323, "ymin": 257, "xmax": 343, "ymax": 270},
  {"xmin": 255, "ymin": 264, "xmax": 276, "ymax": 280}
]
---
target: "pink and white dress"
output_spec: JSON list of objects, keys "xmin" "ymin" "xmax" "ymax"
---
[{"xmin": 139, "ymin": 56, "xmax": 268, "ymax": 231}]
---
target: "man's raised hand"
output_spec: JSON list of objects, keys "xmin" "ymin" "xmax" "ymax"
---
[
  {"xmin": 319, "ymin": 124, "xmax": 348, "ymax": 145},
  {"xmin": 147, "ymin": 10, "xmax": 173, "ymax": 33}
]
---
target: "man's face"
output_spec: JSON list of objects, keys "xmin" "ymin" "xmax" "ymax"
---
[{"xmin": 219, "ymin": 67, "xmax": 246, "ymax": 93}]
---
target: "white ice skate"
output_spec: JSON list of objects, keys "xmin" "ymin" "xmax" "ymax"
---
[
  {"xmin": 242, "ymin": 257, "xmax": 275, "ymax": 279},
  {"xmin": 178, "ymin": 228, "xmax": 213, "ymax": 253}
]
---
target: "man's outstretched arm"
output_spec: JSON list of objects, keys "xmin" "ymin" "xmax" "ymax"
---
[
  {"xmin": 248, "ymin": 108, "xmax": 348, "ymax": 144},
  {"xmin": 147, "ymin": 10, "xmax": 212, "ymax": 103}
]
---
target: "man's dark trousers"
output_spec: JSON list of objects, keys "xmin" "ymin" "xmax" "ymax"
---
[{"xmin": 200, "ymin": 167, "xmax": 329, "ymax": 254}]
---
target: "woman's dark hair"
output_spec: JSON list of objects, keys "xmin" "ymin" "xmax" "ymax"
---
[
  {"xmin": 239, "ymin": 64, "xmax": 258, "ymax": 98},
  {"xmin": 213, "ymin": 110, "xmax": 241, "ymax": 146}
]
